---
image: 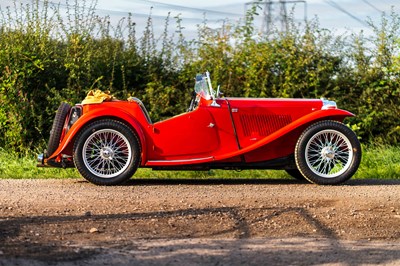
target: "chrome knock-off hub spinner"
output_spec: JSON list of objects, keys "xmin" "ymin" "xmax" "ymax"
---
[
  {"xmin": 100, "ymin": 147, "xmax": 114, "ymax": 160},
  {"xmin": 321, "ymin": 146, "xmax": 335, "ymax": 160}
]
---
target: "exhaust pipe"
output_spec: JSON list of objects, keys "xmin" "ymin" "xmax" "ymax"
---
[
  {"xmin": 37, "ymin": 152, "xmax": 73, "ymax": 168},
  {"xmin": 37, "ymin": 153, "xmax": 46, "ymax": 167}
]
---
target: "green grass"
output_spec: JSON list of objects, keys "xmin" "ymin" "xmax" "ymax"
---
[
  {"xmin": 0, "ymin": 146, "xmax": 399, "ymax": 180},
  {"xmin": 354, "ymin": 145, "xmax": 400, "ymax": 179},
  {"xmin": 0, "ymin": 149, "xmax": 79, "ymax": 179}
]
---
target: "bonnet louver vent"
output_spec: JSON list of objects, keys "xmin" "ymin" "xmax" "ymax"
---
[{"xmin": 240, "ymin": 114, "xmax": 292, "ymax": 137}]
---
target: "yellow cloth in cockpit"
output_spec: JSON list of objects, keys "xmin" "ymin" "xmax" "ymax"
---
[{"xmin": 81, "ymin": 90, "xmax": 114, "ymax": 104}]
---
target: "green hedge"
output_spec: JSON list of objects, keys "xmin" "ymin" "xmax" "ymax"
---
[{"xmin": 0, "ymin": 0, "xmax": 399, "ymax": 153}]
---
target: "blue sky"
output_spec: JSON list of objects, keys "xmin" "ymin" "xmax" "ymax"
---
[
  {"xmin": 93, "ymin": 0, "xmax": 400, "ymax": 36},
  {"xmin": 2, "ymin": 0, "xmax": 400, "ymax": 38}
]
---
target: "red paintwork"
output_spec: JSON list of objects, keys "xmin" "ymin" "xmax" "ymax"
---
[{"xmin": 46, "ymin": 94, "xmax": 354, "ymax": 168}]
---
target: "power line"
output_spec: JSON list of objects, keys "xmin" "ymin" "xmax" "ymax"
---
[
  {"xmin": 361, "ymin": 0, "xmax": 382, "ymax": 13},
  {"xmin": 42, "ymin": 0, "xmax": 236, "ymax": 23},
  {"xmin": 133, "ymin": 0, "xmax": 242, "ymax": 17},
  {"xmin": 324, "ymin": 0, "xmax": 369, "ymax": 27},
  {"xmin": 93, "ymin": 7, "xmax": 228, "ymax": 23}
]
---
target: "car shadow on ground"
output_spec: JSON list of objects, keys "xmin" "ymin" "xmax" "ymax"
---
[{"xmin": 1, "ymin": 203, "xmax": 400, "ymax": 265}]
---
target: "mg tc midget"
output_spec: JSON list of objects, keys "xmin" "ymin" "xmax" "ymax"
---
[{"xmin": 38, "ymin": 72, "xmax": 361, "ymax": 185}]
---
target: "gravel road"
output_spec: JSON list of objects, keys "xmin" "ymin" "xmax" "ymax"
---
[{"xmin": 0, "ymin": 178, "xmax": 400, "ymax": 265}]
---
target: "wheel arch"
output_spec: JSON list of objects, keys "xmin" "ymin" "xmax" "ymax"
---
[
  {"xmin": 47, "ymin": 108, "xmax": 148, "ymax": 165},
  {"xmin": 214, "ymin": 109, "xmax": 355, "ymax": 162}
]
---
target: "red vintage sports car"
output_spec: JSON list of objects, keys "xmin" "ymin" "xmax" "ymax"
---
[{"xmin": 37, "ymin": 72, "xmax": 361, "ymax": 185}]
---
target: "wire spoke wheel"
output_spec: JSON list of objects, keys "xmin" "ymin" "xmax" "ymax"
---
[
  {"xmin": 295, "ymin": 121, "xmax": 361, "ymax": 185},
  {"xmin": 74, "ymin": 120, "xmax": 140, "ymax": 185},
  {"xmin": 305, "ymin": 130, "xmax": 352, "ymax": 178},
  {"xmin": 83, "ymin": 129, "xmax": 132, "ymax": 178}
]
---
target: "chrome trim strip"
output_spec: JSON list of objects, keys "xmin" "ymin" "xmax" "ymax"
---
[{"xmin": 148, "ymin": 156, "xmax": 214, "ymax": 163}]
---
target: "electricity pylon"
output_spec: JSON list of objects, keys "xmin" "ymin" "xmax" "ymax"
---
[{"xmin": 245, "ymin": 0, "xmax": 307, "ymax": 35}]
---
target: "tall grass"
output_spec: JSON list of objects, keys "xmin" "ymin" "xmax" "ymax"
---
[{"xmin": 0, "ymin": 146, "xmax": 398, "ymax": 180}]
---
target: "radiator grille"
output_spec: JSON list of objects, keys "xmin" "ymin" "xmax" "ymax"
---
[{"xmin": 239, "ymin": 114, "xmax": 292, "ymax": 137}]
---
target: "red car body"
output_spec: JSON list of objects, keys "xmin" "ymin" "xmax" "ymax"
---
[{"xmin": 38, "ymin": 72, "xmax": 361, "ymax": 185}]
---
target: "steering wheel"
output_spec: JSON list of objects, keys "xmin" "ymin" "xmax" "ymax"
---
[{"xmin": 187, "ymin": 91, "xmax": 199, "ymax": 112}]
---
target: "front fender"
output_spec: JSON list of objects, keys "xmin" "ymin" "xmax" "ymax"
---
[
  {"xmin": 47, "ymin": 106, "xmax": 148, "ymax": 164},
  {"xmin": 214, "ymin": 108, "xmax": 354, "ymax": 161}
]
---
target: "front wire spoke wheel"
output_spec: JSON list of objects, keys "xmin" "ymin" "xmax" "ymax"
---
[
  {"xmin": 305, "ymin": 129, "xmax": 352, "ymax": 178},
  {"xmin": 295, "ymin": 121, "xmax": 361, "ymax": 185}
]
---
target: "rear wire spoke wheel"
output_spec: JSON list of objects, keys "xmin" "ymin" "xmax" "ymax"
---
[
  {"xmin": 295, "ymin": 121, "xmax": 361, "ymax": 185},
  {"xmin": 73, "ymin": 120, "xmax": 141, "ymax": 185}
]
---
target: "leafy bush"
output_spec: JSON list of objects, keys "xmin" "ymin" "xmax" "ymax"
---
[
  {"xmin": 340, "ymin": 11, "xmax": 400, "ymax": 144},
  {"xmin": 0, "ymin": 0, "xmax": 399, "ymax": 153}
]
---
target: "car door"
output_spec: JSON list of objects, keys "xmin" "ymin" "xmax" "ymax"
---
[{"xmin": 149, "ymin": 106, "xmax": 219, "ymax": 159}]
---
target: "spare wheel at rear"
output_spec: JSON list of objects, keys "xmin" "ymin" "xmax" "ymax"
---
[{"xmin": 46, "ymin": 102, "xmax": 71, "ymax": 157}]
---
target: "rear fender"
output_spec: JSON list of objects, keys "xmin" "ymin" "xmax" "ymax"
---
[
  {"xmin": 214, "ymin": 109, "xmax": 354, "ymax": 161},
  {"xmin": 46, "ymin": 107, "xmax": 147, "ymax": 165}
]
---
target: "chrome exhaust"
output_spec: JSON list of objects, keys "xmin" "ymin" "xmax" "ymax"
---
[{"xmin": 37, "ymin": 153, "xmax": 46, "ymax": 167}]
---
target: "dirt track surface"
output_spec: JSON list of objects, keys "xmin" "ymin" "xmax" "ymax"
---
[{"xmin": 0, "ymin": 178, "xmax": 400, "ymax": 265}]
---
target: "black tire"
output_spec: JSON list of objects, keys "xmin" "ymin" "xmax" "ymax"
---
[
  {"xmin": 47, "ymin": 102, "xmax": 71, "ymax": 157},
  {"xmin": 295, "ymin": 120, "xmax": 361, "ymax": 185},
  {"xmin": 285, "ymin": 169, "xmax": 306, "ymax": 181},
  {"xmin": 73, "ymin": 119, "xmax": 141, "ymax": 185}
]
